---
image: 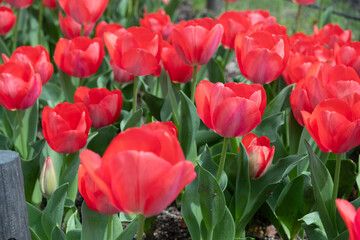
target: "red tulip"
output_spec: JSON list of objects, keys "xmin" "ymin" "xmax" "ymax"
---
[
  {"xmin": 291, "ymin": 0, "xmax": 316, "ymax": 5},
  {"xmin": 0, "ymin": 6, "xmax": 16, "ymax": 36},
  {"xmin": 242, "ymin": 9, "xmax": 276, "ymax": 26},
  {"xmin": 140, "ymin": 9, "xmax": 173, "ymax": 40},
  {"xmin": 95, "ymin": 21, "xmax": 124, "ymax": 44},
  {"xmin": 242, "ymin": 133, "xmax": 275, "ymax": 179},
  {"xmin": 4, "ymin": 0, "xmax": 33, "ymax": 8},
  {"xmin": 282, "ymin": 53, "xmax": 318, "ymax": 85},
  {"xmin": 42, "ymin": 102, "xmax": 92, "ymax": 153},
  {"xmin": 79, "ymin": 121, "xmax": 196, "ymax": 217},
  {"xmin": 335, "ymin": 41, "xmax": 360, "ymax": 76},
  {"xmin": 171, "ymin": 18, "xmax": 224, "ymax": 66},
  {"xmin": 302, "ymin": 96, "xmax": 360, "ymax": 153},
  {"xmin": 290, "ymin": 63, "xmax": 360, "ymax": 126},
  {"xmin": 110, "ymin": 59, "xmax": 134, "ymax": 83},
  {"xmin": 74, "ymin": 87, "xmax": 123, "ymax": 129},
  {"xmin": 235, "ymin": 25, "xmax": 290, "ymax": 84},
  {"xmin": 104, "ymin": 27, "xmax": 162, "ymax": 76},
  {"xmin": 54, "ymin": 37, "xmax": 105, "ymax": 78},
  {"xmin": 161, "ymin": 41, "xmax": 199, "ymax": 83},
  {"xmin": 0, "ymin": 61, "xmax": 42, "ymax": 111},
  {"xmin": 195, "ymin": 80, "xmax": 266, "ymax": 138},
  {"xmin": 314, "ymin": 23, "xmax": 351, "ymax": 49},
  {"xmin": 58, "ymin": 12, "xmax": 95, "ymax": 39},
  {"xmin": 2, "ymin": 45, "xmax": 53, "ymax": 85},
  {"xmin": 336, "ymin": 199, "xmax": 360, "ymax": 240},
  {"xmin": 217, "ymin": 11, "xmax": 250, "ymax": 49},
  {"xmin": 57, "ymin": 0, "xmax": 108, "ymax": 25},
  {"xmin": 42, "ymin": 0, "xmax": 56, "ymax": 9}
]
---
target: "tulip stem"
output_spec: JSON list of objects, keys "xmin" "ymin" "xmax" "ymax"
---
[
  {"xmin": 16, "ymin": 110, "xmax": 27, "ymax": 159},
  {"xmin": 167, "ymin": 77, "xmax": 180, "ymax": 128},
  {"xmin": 137, "ymin": 214, "xmax": 146, "ymax": 240},
  {"xmin": 318, "ymin": 0, "xmax": 325, "ymax": 27},
  {"xmin": 295, "ymin": 4, "xmax": 302, "ymax": 33},
  {"xmin": 38, "ymin": 2, "xmax": 44, "ymax": 45},
  {"xmin": 216, "ymin": 138, "xmax": 230, "ymax": 182},
  {"xmin": 223, "ymin": 49, "xmax": 232, "ymax": 72},
  {"xmin": 80, "ymin": 25, "xmax": 84, "ymax": 37},
  {"xmin": 191, "ymin": 65, "xmax": 198, "ymax": 103},
  {"xmin": 12, "ymin": 8, "xmax": 21, "ymax": 52},
  {"xmin": 134, "ymin": 0, "xmax": 139, "ymax": 17},
  {"xmin": 332, "ymin": 154, "xmax": 342, "ymax": 211},
  {"xmin": 107, "ymin": 215, "xmax": 113, "ymax": 240},
  {"xmin": 132, "ymin": 76, "xmax": 139, "ymax": 114}
]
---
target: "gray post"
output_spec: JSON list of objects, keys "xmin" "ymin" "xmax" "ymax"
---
[
  {"xmin": 207, "ymin": 0, "xmax": 223, "ymax": 16},
  {"xmin": 0, "ymin": 150, "xmax": 31, "ymax": 240}
]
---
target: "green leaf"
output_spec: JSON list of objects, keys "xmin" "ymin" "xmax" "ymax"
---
[
  {"xmin": 41, "ymin": 183, "xmax": 68, "ymax": 238},
  {"xmin": 213, "ymin": 207, "xmax": 235, "ymax": 240},
  {"xmin": 207, "ymin": 58, "xmax": 225, "ymax": 83},
  {"xmin": 27, "ymin": 202, "xmax": 48, "ymax": 240},
  {"xmin": 51, "ymin": 226, "xmax": 66, "ymax": 240},
  {"xmin": 300, "ymin": 212, "xmax": 327, "ymax": 240},
  {"xmin": 66, "ymin": 230, "xmax": 82, "ymax": 240},
  {"xmin": 263, "ymin": 84, "xmax": 292, "ymax": 118},
  {"xmin": 253, "ymin": 112, "xmax": 284, "ymax": 143},
  {"xmin": 143, "ymin": 93, "xmax": 165, "ymax": 121},
  {"xmin": 235, "ymin": 143, "xmax": 250, "ymax": 221},
  {"xmin": 40, "ymin": 82, "xmax": 65, "ymax": 108},
  {"xmin": 81, "ymin": 201, "xmax": 108, "ymax": 240},
  {"xmin": 179, "ymin": 91, "xmax": 200, "ymax": 160},
  {"xmin": 196, "ymin": 129, "xmax": 221, "ymax": 147},
  {"xmin": 116, "ymin": 218, "xmax": 139, "ymax": 240},
  {"xmin": 66, "ymin": 210, "xmax": 81, "ymax": 233},
  {"xmin": 58, "ymin": 70, "xmax": 76, "ymax": 103},
  {"xmin": 59, "ymin": 153, "xmax": 79, "ymax": 186},
  {"xmin": 120, "ymin": 109, "xmax": 143, "ymax": 131},
  {"xmin": 198, "ymin": 164, "xmax": 226, "ymax": 231},
  {"xmin": 87, "ymin": 125, "xmax": 118, "ymax": 156},
  {"xmin": 288, "ymin": 111, "xmax": 304, "ymax": 155},
  {"xmin": 319, "ymin": 7, "xmax": 333, "ymax": 28},
  {"xmin": 275, "ymin": 173, "xmax": 314, "ymax": 239},
  {"xmin": 305, "ymin": 141, "xmax": 337, "ymax": 239}
]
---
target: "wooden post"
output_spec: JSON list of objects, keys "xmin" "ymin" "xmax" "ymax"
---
[
  {"xmin": 207, "ymin": 0, "xmax": 223, "ymax": 16},
  {"xmin": 0, "ymin": 150, "xmax": 31, "ymax": 240}
]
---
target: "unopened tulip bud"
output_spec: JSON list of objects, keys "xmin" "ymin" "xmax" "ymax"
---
[{"xmin": 40, "ymin": 157, "xmax": 57, "ymax": 197}]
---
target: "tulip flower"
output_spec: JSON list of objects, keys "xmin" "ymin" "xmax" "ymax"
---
[
  {"xmin": 195, "ymin": 80, "xmax": 266, "ymax": 138},
  {"xmin": 0, "ymin": 6, "xmax": 16, "ymax": 36},
  {"xmin": 42, "ymin": 0, "xmax": 56, "ymax": 9},
  {"xmin": 235, "ymin": 25, "xmax": 290, "ymax": 84},
  {"xmin": 4, "ymin": 0, "xmax": 33, "ymax": 8},
  {"xmin": 0, "ymin": 61, "xmax": 42, "ymax": 111},
  {"xmin": 110, "ymin": 59, "xmax": 134, "ymax": 83},
  {"xmin": 290, "ymin": 63, "xmax": 360, "ymax": 126},
  {"xmin": 74, "ymin": 87, "xmax": 123, "ymax": 129},
  {"xmin": 291, "ymin": 0, "xmax": 316, "ymax": 5},
  {"xmin": 58, "ymin": 12, "xmax": 95, "ymax": 39},
  {"xmin": 314, "ymin": 23, "xmax": 351, "ymax": 49},
  {"xmin": 335, "ymin": 41, "xmax": 360, "ymax": 76},
  {"xmin": 242, "ymin": 9, "xmax": 277, "ymax": 27},
  {"xmin": 282, "ymin": 53, "xmax": 318, "ymax": 85},
  {"xmin": 2, "ymin": 45, "xmax": 53, "ymax": 85},
  {"xmin": 140, "ymin": 9, "xmax": 173, "ymax": 40},
  {"xmin": 54, "ymin": 37, "xmax": 105, "ymax": 78},
  {"xmin": 161, "ymin": 41, "xmax": 199, "ymax": 83},
  {"xmin": 217, "ymin": 11, "xmax": 250, "ymax": 49},
  {"xmin": 242, "ymin": 133, "xmax": 275, "ymax": 179},
  {"xmin": 95, "ymin": 21, "xmax": 124, "ymax": 44},
  {"xmin": 78, "ymin": 121, "xmax": 196, "ymax": 218},
  {"xmin": 42, "ymin": 102, "xmax": 92, "ymax": 153},
  {"xmin": 40, "ymin": 157, "xmax": 57, "ymax": 197},
  {"xmin": 57, "ymin": 0, "xmax": 109, "ymax": 25},
  {"xmin": 336, "ymin": 199, "xmax": 360, "ymax": 240}
]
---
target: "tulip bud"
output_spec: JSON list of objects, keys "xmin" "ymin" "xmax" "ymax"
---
[
  {"xmin": 242, "ymin": 133, "xmax": 275, "ymax": 179},
  {"xmin": 40, "ymin": 157, "xmax": 57, "ymax": 197}
]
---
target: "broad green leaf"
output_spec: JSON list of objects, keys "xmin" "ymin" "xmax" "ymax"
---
[
  {"xmin": 51, "ymin": 226, "xmax": 66, "ymax": 240},
  {"xmin": 262, "ymin": 201, "xmax": 289, "ymax": 240},
  {"xmin": 235, "ymin": 143, "xmax": 250, "ymax": 221},
  {"xmin": 300, "ymin": 212, "xmax": 327, "ymax": 240},
  {"xmin": 87, "ymin": 125, "xmax": 118, "ymax": 156},
  {"xmin": 27, "ymin": 202, "xmax": 48, "ymax": 240},
  {"xmin": 41, "ymin": 183, "xmax": 68, "ymax": 238},
  {"xmin": 143, "ymin": 93, "xmax": 165, "ymax": 121},
  {"xmin": 120, "ymin": 109, "xmax": 143, "ymax": 131},
  {"xmin": 306, "ymin": 141, "xmax": 337, "ymax": 239},
  {"xmin": 66, "ymin": 211, "xmax": 81, "ymax": 233},
  {"xmin": 319, "ymin": 7, "xmax": 333, "ymax": 28},
  {"xmin": 263, "ymin": 84, "xmax": 292, "ymax": 118},
  {"xmin": 40, "ymin": 82, "xmax": 65, "ymax": 108},
  {"xmin": 196, "ymin": 129, "xmax": 221, "ymax": 147},
  {"xmin": 288, "ymin": 111, "xmax": 303, "ymax": 155},
  {"xmin": 30, "ymin": 227, "xmax": 41, "ymax": 240},
  {"xmin": 81, "ymin": 202, "xmax": 108, "ymax": 240},
  {"xmin": 253, "ymin": 112, "xmax": 284, "ymax": 143},
  {"xmin": 116, "ymin": 218, "xmax": 139, "ymax": 240},
  {"xmin": 58, "ymin": 70, "xmax": 76, "ymax": 103},
  {"xmin": 59, "ymin": 152, "xmax": 79, "ymax": 186},
  {"xmin": 207, "ymin": 58, "xmax": 225, "ymax": 83},
  {"xmin": 213, "ymin": 207, "xmax": 235, "ymax": 240},
  {"xmin": 66, "ymin": 230, "xmax": 82, "ymax": 240}
]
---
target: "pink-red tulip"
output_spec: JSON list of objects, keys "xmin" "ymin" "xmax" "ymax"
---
[
  {"xmin": 110, "ymin": 59, "xmax": 134, "ymax": 83},
  {"xmin": 42, "ymin": 102, "xmax": 92, "ymax": 153},
  {"xmin": 282, "ymin": 53, "xmax": 318, "ymax": 85},
  {"xmin": 58, "ymin": 12, "xmax": 95, "ymax": 39},
  {"xmin": 57, "ymin": 0, "xmax": 108, "ymax": 25},
  {"xmin": 195, "ymin": 80, "xmax": 266, "ymax": 138},
  {"xmin": 79, "ymin": 121, "xmax": 196, "ymax": 217},
  {"xmin": 171, "ymin": 18, "xmax": 224, "ymax": 66},
  {"xmin": 42, "ymin": 0, "xmax": 56, "ymax": 9},
  {"xmin": 242, "ymin": 133, "xmax": 275, "ymax": 179},
  {"xmin": 0, "ymin": 6, "xmax": 16, "ymax": 36},
  {"xmin": 242, "ymin": 9, "xmax": 276, "ymax": 27},
  {"xmin": 335, "ymin": 41, "xmax": 360, "ymax": 76},
  {"xmin": 104, "ymin": 27, "xmax": 162, "ymax": 76},
  {"xmin": 291, "ymin": 0, "xmax": 317, "ymax": 5},
  {"xmin": 235, "ymin": 25, "xmax": 290, "ymax": 84},
  {"xmin": 4, "ymin": 0, "xmax": 33, "ymax": 8},
  {"xmin": 95, "ymin": 21, "xmax": 124, "ymax": 44},
  {"xmin": 290, "ymin": 63, "xmax": 360, "ymax": 126},
  {"xmin": 336, "ymin": 199, "xmax": 360, "ymax": 240},
  {"xmin": 2, "ymin": 45, "xmax": 53, "ymax": 85},
  {"xmin": 0, "ymin": 61, "xmax": 42, "ymax": 111},
  {"xmin": 54, "ymin": 37, "xmax": 105, "ymax": 78},
  {"xmin": 161, "ymin": 41, "xmax": 199, "ymax": 83},
  {"xmin": 140, "ymin": 9, "xmax": 173, "ymax": 40},
  {"xmin": 74, "ymin": 87, "xmax": 123, "ymax": 129},
  {"xmin": 314, "ymin": 23, "xmax": 352, "ymax": 49},
  {"xmin": 302, "ymin": 96, "xmax": 360, "ymax": 154}
]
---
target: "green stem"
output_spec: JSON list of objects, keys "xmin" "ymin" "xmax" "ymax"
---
[
  {"xmin": 134, "ymin": 0, "xmax": 139, "ymax": 17},
  {"xmin": 137, "ymin": 214, "xmax": 146, "ymax": 240},
  {"xmin": 223, "ymin": 49, "xmax": 232, "ymax": 71},
  {"xmin": 167, "ymin": 77, "xmax": 180, "ymax": 128},
  {"xmin": 80, "ymin": 25, "xmax": 84, "ymax": 37},
  {"xmin": 79, "ymin": 78, "xmax": 83, "ymax": 87},
  {"xmin": 295, "ymin": 4, "xmax": 302, "ymax": 33},
  {"xmin": 230, "ymin": 137, "xmax": 238, "ymax": 153},
  {"xmin": 106, "ymin": 0, "xmax": 113, "ymax": 19},
  {"xmin": 332, "ymin": 154, "xmax": 342, "ymax": 207},
  {"xmin": 224, "ymin": 1, "xmax": 228, "ymax": 12},
  {"xmin": 191, "ymin": 65, "xmax": 198, "ymax": 103},
  {"xmin": 207, "ymin": 229, "xmax": 214, "ymax": 240},
  {"xmin": 38, "ymin": 2, "xmax": 44, "ymax": 44},
  {"xmin": 216, "ymin": 138, "xmax": 230, "ymax": 182},
  {"xmin": 132, "ymin": 76, "xmax": 139, "ymax": 114},
  {"xmin": 16, "ymin": 110, "xmax": 27, "ymax": 159},
  {"xmin": 318, "ymin": 0, "xmax": 325, "ymax": 27},
  {"xmin": 12, "ymin": 8, "xmax": 21, "ymax": 52},
  {"xmin": 107, "ymin": 215, "xmax": 113, "ymax": 240}
]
